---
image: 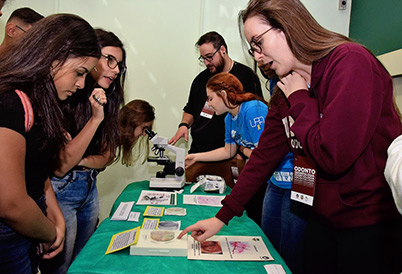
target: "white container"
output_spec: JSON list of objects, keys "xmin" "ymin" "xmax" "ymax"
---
[{"xmin": 130, "ymin": 229, "xmax": 187, "ymax": 257}]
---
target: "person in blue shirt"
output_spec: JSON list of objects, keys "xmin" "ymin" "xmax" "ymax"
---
[
  {"xmin": 185, "ymin": 70, "xmax": 307, "ymax": 273},
  {"xmin": 185, "ymin": 72, "xmax": 268, "ymax": 226},
  {"xmin": 185, "ymin": 72, "xmax": 267, "ymax": 166}
]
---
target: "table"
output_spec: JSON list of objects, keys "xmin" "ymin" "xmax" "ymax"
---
[{"xmin": 68, "ymin": 181, "xmax": 291, "ymax": 274}]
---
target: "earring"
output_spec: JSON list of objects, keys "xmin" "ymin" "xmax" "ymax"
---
[{"xmin": 93, "ymin": 67, "xmax": 98, "ymax": 73}]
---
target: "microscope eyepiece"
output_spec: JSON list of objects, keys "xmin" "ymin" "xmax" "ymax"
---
[{"xmin": 144, "ymin": 126, "xmax": 156, "ymax": 139}]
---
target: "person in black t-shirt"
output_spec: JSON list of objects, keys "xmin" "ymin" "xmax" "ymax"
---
[
  {"xmin": 0, "ymin": 14, "xmax": 100, "ymax": 273},
  {"xmin": 169, "ymin": 31, "xmax": 262, "ymax": 186}
]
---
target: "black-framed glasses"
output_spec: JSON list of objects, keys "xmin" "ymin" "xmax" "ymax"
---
[
  {"xmin": 198, "ymin": 47, "xmax": 220, "ymax": 63},
  {"xmin": 102, "ymin": 54, "xmax": 127, "ymax": 74},
  {"xmin": 15, "ymin": 24, "xmax": 26, "ymax": 33},
  {"xmin": 248, "ymin": 27, "xmax": 274, "ymax": 57}
]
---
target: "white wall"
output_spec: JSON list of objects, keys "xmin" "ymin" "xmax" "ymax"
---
[{"xmin": 0, "ymin": 0, "xmax": 352, "ymax": 221}]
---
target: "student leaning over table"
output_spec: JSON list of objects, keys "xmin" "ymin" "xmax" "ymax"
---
[
  {"xmin": 0, "ymin": 14, "xmax": 100, "ymax": 273},
  {"xmin": 184, "ymin": 72, "xmax": 268, "ymax": 165},
  {"xmin": 42, "ymin": 29, "xmax": 127, "ymax": 274},
  {"xmin": 118, "ymin": 99, "xmax": 155, "ymax": 166},
  {"xmin": 179, "ymin": 0, "xmax": 402, "ymax": 273},
  {"xmin": 169, "ymin": 31, "xmax": 264, "ymax": 227},
  {"xmin": 185, "ymin": 71, "xmax": 306, "ymax": 273}
]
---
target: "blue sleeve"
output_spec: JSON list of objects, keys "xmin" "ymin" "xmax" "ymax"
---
[
  {"xmin": 244, "ymin": 102, "xmax": 267, "ymax": 146},
  {"xmin": 224, "ymin": 113, "xmax": 235, "ymax": 144}
]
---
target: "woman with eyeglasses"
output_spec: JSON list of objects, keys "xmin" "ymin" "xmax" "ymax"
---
[
  {"xmin": 179, "ymin": 0, "xmax": 402, "ymax": 273},
  {"xmin": 42, "ymin": 29, "xmax": 126, "ymax": 274},
  {"xmin": 0, "ymin": 14, "xmax": 100, "ymax": 273}
]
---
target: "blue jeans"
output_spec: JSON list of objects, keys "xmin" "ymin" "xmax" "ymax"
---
[
  {"xmin": 262, "ymin": 182, "xmax": 308, "ymax": 274},
  {"xmin": 0, "ymin": 195, "xmax": 46, "ymax": 274},
  {"xmin": 41, "ymin": 169, "xmax": 99, "ymax": 274}
]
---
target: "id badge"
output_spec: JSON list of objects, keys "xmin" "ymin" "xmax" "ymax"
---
[
  {"xmin": 200, "ymin": 99, "xmax": 214, "ymax": 119},
  {"xmin": 291, "ymin": 155, "xmax": 316, "ymax": 206}
]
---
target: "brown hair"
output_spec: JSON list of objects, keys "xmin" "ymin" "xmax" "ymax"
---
[
  {"xmin": 241, "ymin": 0, "xmax": 351, "ymax": 65},
  {"xmin": 118, "ymin": 99, "xmax": 155, "ymax": 166},
  {"xmin": 206, "ymin": 72, "xmax": 266, "ymax": 110},
  {"xmin": 241, "ymin": 0, "xmax": 402, "ymax": 119},
  {"xmin": 0, "ymin": 14, "xmax": 100, "ymax": 156},
  {"xmin": 65, "ymin": 29, "xmax": 126, "ymax": 161}
]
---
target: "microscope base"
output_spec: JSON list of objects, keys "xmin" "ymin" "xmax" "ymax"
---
[{"xmin": 149, "ymin": 177, "xmax": 185, "ymax": 190}]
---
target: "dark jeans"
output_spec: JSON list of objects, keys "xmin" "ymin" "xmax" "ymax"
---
[
  {"xmin": 0, "ymin": 195, "xmax": 46, "ymax": 274},
  {"xmin": 262, "ymin": 183, "xmax": 308, "ymax": 274},
  {"xmin": 304, "ymin": 216, "xmax": 402, "ymax": 274}
]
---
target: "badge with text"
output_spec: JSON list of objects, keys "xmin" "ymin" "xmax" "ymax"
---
[
  {"xmin": 291, "ymin": 155, "xmax": 316, "ymax": 206},
  {"xmin": 200, "ymin": 99, "xmax": 214, "ymax": 119}
]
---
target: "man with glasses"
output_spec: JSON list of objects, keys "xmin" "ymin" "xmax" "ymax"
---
[
  {"xmin": 169, "ymin": 31, "xmax": 262, "ymax": 199},
  {"xmin": 0, "ymin": 7, "xmax": 43, "ymax": 55}
]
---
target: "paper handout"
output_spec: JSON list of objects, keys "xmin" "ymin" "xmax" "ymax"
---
[
  {"xmin": 137, "ymin": 190, "xmax": 177, "ymax": 205},
  {"xmin": 183, "ymin": 194, "xmax": 225, "ymax": 207},
  {"xmin": 188, "ymin": 235, "xmax": 273, "ymax": 261},
  {"xmin": 105, "ymin": 226, "xmax": 140, "ymax": 254}
]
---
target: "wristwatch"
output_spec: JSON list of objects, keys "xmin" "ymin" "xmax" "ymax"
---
[{"xmin": 178, "ymin": 122, "xmax": 190, "ymax": 129}]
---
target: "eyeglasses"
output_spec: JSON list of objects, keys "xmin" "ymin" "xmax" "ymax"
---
[
  {"xmin": 15, "ymin": 24, "xmax": 26, "ymax": 33},
  {"xmin": 102, "ymin": 54, "xmax": 127, "ymax": 74},
  {"xmin": 198, "ymin": 47, "xmax": 220, "ymax": 63},
  {"xmin": 248, "ymin": 27, "xmax": 274, "ymax": 57}
]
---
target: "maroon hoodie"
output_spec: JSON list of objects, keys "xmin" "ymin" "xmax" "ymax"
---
[{"xmin": 216, "ymin": 43, "xmax": 401, "ymax": 229}]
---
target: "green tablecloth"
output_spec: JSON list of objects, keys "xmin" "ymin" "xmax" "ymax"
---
[{"xmin": 68, "ymin": 181, "xmax": 291, "ymax": 274}]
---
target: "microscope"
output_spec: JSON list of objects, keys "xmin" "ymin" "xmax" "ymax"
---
[{"xmin": 145, "ymin": 127, "xmax": 185, "ymax": 190}]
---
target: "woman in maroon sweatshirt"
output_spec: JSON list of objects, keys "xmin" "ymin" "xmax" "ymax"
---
[{"xmin": 179, "ymin": 0, "xmax": 402, "ymax": 273}]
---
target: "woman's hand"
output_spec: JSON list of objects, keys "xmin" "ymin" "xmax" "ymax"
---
[
  {"xmin": 277, "ymin": 71, "xmax": 308, "ymax": 98},
  {"xmin": 41, "ymin": 177, "xmax": 66, "ymax": 259},
  {"xmin": 185, "ymin": 154, "xmax": 198, "ymax": 168},
  {"xmin": 177, "ymin": 217, "xmax": 224, "ymax": 242},
  {"xmin": 41, "ymin": 224, "xmax": 65, "ymax": 259},
  {"xmin": 89, "ymin": 88, "xmax": 107, "ymax": 122}
]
